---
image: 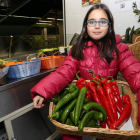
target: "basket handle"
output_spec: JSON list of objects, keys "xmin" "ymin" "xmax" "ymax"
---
[
  {"xmin": 51, "ymin": 51, "xmax": 62, "ymax": 57},
  {"xmin": 26, "ymin": 54, "xmax": 37, "ymax": 62},
  {"xmin": 37, "ymin": 54, "xmax": 48, "ymax": 58}
]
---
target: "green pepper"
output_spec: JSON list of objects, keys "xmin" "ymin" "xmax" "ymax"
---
[
  {"xmin": 74, "ymin": 87, "xmax": 87, "ymax": 126},
  {"xmin": 69, "ymin": 98, "xmax": 89, "ymax": 125},
  {"xmin": 86, "ymin": 119, "xmax": 96, "ymax": 127},
  {"xmin": 65, "ymin": 118, "xmax": 74, "ymax": 126},
  {"xmin": 83, "ymin": 102, "xmax": 107, "ymax": 121},
  {"xmin": 78, "ymin": 110, "xmax": 95, "ymax": 131},
  {"xmin": 61, "ymin": 98, "xmax": 77, "ymax": 124},
  {"xmin": 69, "ymin": 85, "xmax": 76, "ymax": 93},
  {"xmin": 84, "ymin": 97, "xmax": 90, "ymax": 104},
  {"xmin": 71, "ymin": 85, "xmax": 79, "ymax": 99},
  {"xmin": 93, "ymin": 111, "xmax": 103, "ymax": 121},
  {"xmin": 48, "ymin": 110, "xmax": 62, "ymax": 120},
  {"xmin": 70, "ymin": 109, "xmax": 75, "ymax": 124},
  {"xmin": 54, "ymin": 94, "xmax": 73, "ymax": 112},
  {"xmin": 54, "ymin": 87, "xmax": 79, "ymax": 112},
  {"xmin": 60, "ymin": 87, "xmax": 69, "ymax": 98},
  {"xmin": 51, "ymin": 97, "xmax": 61, "ymax": 103}
]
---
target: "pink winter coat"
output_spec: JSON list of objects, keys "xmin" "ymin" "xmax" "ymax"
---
[{"xmin": 30, "ymin": 34, "xmax": 140, "ymax": 123}]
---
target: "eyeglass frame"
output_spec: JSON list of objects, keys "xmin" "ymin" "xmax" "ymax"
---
[{"xmin": 86, "ymin": 19, "xmax": 110, "ymax": 27}]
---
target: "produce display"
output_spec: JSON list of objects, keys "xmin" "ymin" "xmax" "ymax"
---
[
  {"xmin": 0, "ymin": 54, "xmax": 41, "ymax": 79},
  {"xmin": 49, "ymin": 70, "xmax": 132, "ymax": 131},
  {"xmin": 0, "ymin": 59, "xmax": 9, "ymax": 65},
  {"xmin": 0, "ymin": 58, "xmax": 24, "ymax": 66}
]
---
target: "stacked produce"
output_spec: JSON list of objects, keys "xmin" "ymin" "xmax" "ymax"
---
[
  {"xmin": 0, "ymin": 56, "xmax": 34, "ymax": 67},
  {"xmin": 49, "ymin": 70, "xmax": 132, "ymax": 131}
]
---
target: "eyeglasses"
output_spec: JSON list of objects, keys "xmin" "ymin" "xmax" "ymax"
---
[{"xmin": 87, "ymin": 20, "xmax": 110, "ymax": 27}]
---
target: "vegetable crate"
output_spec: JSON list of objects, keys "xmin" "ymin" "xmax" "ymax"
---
[
  {"xmin": 49, "ymin": 80, "xmax": 140, "ymax": 140},
  {"xmin": 38, "ymin": 54, "xmax": 55, "ymax": 69},
  {"xmin": 7, "ymin": 54, "xmax": 41, "ymax": 79},
  {"xmin": 51, "ymin": 51, "xmax": 65, "ymax": 68},
  {"xmin": 38, "ymin": 51, "xmax": 65, "ymax": 70}
]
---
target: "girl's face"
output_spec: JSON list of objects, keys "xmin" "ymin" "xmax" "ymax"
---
[{"xmin": 87, "ymin": 8, "xmax": 109, "ymax": 41}]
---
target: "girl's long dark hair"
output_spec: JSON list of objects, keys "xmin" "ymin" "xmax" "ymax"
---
[{"xmin": 71, "ymin": 3, "xmax": 119, "ymax": 64}]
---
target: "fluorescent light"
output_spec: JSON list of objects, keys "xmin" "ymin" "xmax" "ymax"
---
[
  {"xmin": 47, "ymin": 18, "xmax": 55, "ymax": 20},
  {"xmin": 9, "ymin": 15, "xmax": 41, "ymax": 19},
  {"xmin": 47, "ymin": 18, "xmax": 63, "ymax": 20},
  {"xmin": 36, "ymin": 23, "xmax": 51, "ymax": 25},
  {"xmin": 39, "ymin": 20, "xmax": 52, "ymax": 23}
]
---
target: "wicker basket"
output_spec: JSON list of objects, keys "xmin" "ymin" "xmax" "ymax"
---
[
  {"xmin": 129, "ymin": 41, "xmax": 140, "ymax": 62},
  {"xmin": 49, "ymin": 80, "xmax": 140, "ymax": 140},
  {"xmin": 51, "ymin": 51, "xmax": 65, "ymax": 68},
  {"xmin": 0, "ymin": 66, "xmax": 9, "ymax": 84},
  {"xmin": 38, "ymin": 54, "xmax": 55, "ymax": 70},
  {"xmin": 7, "ymin": 54, "xmax": 41, "ymax": 79},
  {"xmin": 132, "ymin": 34, "xmax": 140, "ymax": 44}
]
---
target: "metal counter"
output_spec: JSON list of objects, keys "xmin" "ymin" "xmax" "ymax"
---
[
  {"xmin": 0, "ymin": 69, "xmax": 55, "ymax": 118},
  {"xmin": 0, "ymin": 69, "xmax": 62, "ymax": 140}
]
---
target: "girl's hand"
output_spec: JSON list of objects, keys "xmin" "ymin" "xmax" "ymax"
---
[{"xmin": 33, "ymin": 95, "xmax": 45, "ymax": 108}]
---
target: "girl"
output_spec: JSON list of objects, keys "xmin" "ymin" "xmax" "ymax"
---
[{"xmin": 31, "ymin": 3, "xmax": 140, "ymax": 140}]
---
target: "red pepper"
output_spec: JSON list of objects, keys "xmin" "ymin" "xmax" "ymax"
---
[
  {"xmin": 93, "ymin": 80, "xmax": 115, "ymax": 124},
  {"xmin": 100, "ymin": 121, "xmax": 106, "ymax": 128},
  {"xmin": 99, "ymin": 75, "xmax": 108, "ymax": 85},
  {"xmin": 86, "ymin": 83, "xmax": 94, "ymax": 102},
  {"xmin": 110, "ymin": 85, "xmax": 132, "ymax": 129},
  {"xmin": 76, "ymin": 71, "xmax": 93, "ymax": 102},
  {"xmin": 76, "ymin": 71, "xmax": 87, "ymax": 89},
  {"xmin": 106, "ymin": 117, "xmax": 111, "ymax": 128},
  {"xmin": 121, "ymin": 85, "xmax": 132, "ymax": 120},
  {"xmin": 88, "ymin": 81, "xmax": 102, "ymax": 105},
  {"xmin": 103, "ymin": 81, "xmax": 118, "ymax": 121},
  {"xmin": 107, "ymin": 76, "xmax": 124, "ymax": 114},
  {"xmin": 88, "ymin": 70, "xmax": 100, "ymax": 81}
]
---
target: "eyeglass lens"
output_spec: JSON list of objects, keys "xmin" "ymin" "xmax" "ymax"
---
[{"xmin": 87, "ymin": 20, "xmax": 109, "ymax": 27}]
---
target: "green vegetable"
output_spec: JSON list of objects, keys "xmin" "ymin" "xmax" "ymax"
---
[
  {"xmin": 61, "ymin": 98, "xmax": 77, "ymax": 124},
  {"xmin": 51, "ymin": 97, "xmax": 61, "ymax": 103},
  {"xmin": 65, "ymin": 118, "xmax": 73, "ymax": 126},
  {"xmin": 121, "ymin": 40, "xmax": 131, "ymax": 43},
  {"xmin": 48, "ymin": 110, "xmax": 62, "ymax": 120},
  {"xmin": 71, "ymin": 85, "xmax": 79, "ymax": 99},
  {"xmin": 125, "ymin": 27, "xmax": 131, "ymax": 41},
  {"xmin": 69, "ymin": 97, "xmax": 89, "ymax": 124},
  {"xmin": 129, "ymin": 26, "xmax": 135, "ymax": 42},
  {"xmin": 69, "ymin": 85, "xmax": 76, "ymax": 93},
  {"xmin": 83, "ymin": 102, "xmax": 107, "ymax": 121},
  {"xmin": 93, "ymin": 111, "xmax": 103, "ymax": 121},
  {"xmin": 78, "ymin": 110, "xmax": 95, "ymax": 131},
  {"xmin": 54, "ymin": 86, "xmax": 79, "ymax": 112},
  {"xmin": 60, "ymin": 88, "xmax": 69, "ymax": 98},
  {"xmin": 74, "ymin": 87, "xmax": 87, "ymax": 126},
  {"xmin": 84, "ymin": 97, "xmax": 90, "ymax": 104},
  {"xmin": 70, "ymin": 109, "xmax": 75, "ymax": 124},
  {"xmin": 54, "ymin": 94, "xmax": 73, "ymax": 112},
  {"xmin": 86, "ymin": 119, "xmax": 96, "ymax": 127},
  {"xmin": 134, "ymin": 27, "xmax": 140, "ymax": 34}
]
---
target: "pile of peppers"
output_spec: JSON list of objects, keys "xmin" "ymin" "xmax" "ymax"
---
[
  {"xmin": 75, "ymin": 70, "xmax": 132, "ymax": 130},
  {"xmin": 49, "ymin": 83, "xmax": 107, "ymax": 131}
]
